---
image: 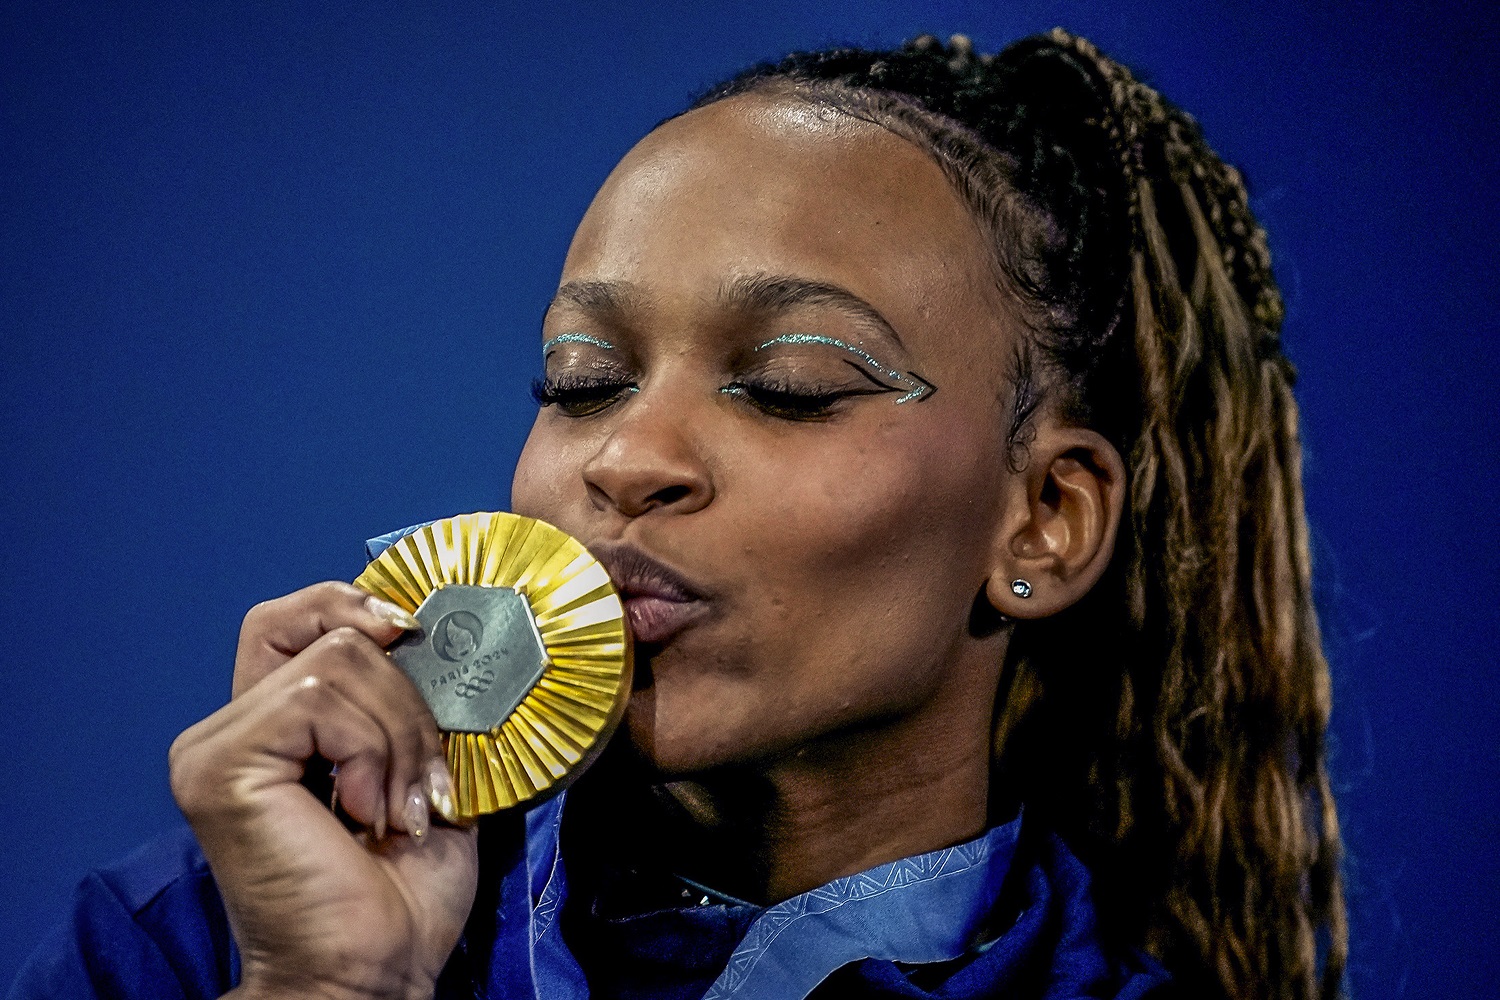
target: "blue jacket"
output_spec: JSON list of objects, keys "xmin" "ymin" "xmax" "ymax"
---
[
  {"xmin": 8, "ymin": 792, "xmax": 1168, "ymax": 999},
  {"xmin": 8, "ymin": 523, "xmax": 1169, "ymax": 999}
]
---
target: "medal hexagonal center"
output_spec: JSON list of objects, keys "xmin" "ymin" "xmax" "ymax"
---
[{"xmin": 389, "ymin": 584, "xmax": 548, "ymax": 734}]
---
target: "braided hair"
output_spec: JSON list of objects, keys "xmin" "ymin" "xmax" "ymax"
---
[{"xmin": 693, "ymin": 29, "xmax": 1346, "ymax": 1000}]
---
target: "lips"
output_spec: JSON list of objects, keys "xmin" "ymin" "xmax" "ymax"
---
[{"xmin": 589, "ymin": 541, "xmax": 710, "ymax": 644}]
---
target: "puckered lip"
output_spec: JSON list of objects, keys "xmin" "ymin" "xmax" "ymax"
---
[
  {"xmin": 587, "ymin": 540, "xmax": 709, "ymax": 605},
  {"xmin": 588, "ymin": 540, "xmax": 711, "ymax": 646}
]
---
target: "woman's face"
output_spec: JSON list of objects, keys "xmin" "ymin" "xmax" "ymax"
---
[{"xmin": 512, "ymin": 94, "xmax": 1022, "ymax": 776}]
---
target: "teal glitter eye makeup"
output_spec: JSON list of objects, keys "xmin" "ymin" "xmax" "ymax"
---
[
  {"xmin": 753, "ymin": 334, "xmax": 936, "ymax": 404},
  {"xmin": 534, "ymin": 333, "xmax": 635, "ymax": 415},
  {"xmin": 542, "ymin": 332, "xmax": 617, "ymax": 355}
]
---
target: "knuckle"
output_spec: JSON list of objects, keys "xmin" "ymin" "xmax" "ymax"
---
[
  {"xmin": 321, "ymin": 625, "xmax": 372, "ymax": 659},
  {"xmin": 394, "ymin": 718, "xmax": 428, "ymax": 759},
  {"xmin": 287, "ymin": 672, "xmax": 332, "ymax": 706},
  {"xmin": 239, "ymin": 586, "xmax": 308, "ymax": 639},
  {"xmin": 166, "ymin": 732, "xmax": 189, "ymax": 780},
  {"xmin": 167, "ymin": 727, "xmax": 208, "ymax": 808},
  {"xmin": 391, "ymin": 680, "xmax": 438, "ymax": 739},
  {"xmin": 311, "ymin": 580, "xmax": 362, "ymax": 603},
  {"xmin": 239, "ymin": 598, "xmax": 277, "ymax": 634}
]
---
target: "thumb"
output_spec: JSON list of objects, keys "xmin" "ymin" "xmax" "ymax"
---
[{"xmin": 233, "ymin": 582, "xmax": 421, "ymax": 698}]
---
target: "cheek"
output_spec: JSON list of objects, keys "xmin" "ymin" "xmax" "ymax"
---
[
  {"xmin": 515, "ymin": 403, "xmax": 1005, "ymax": 772},
  {"xmin": 717, "ymin": 415, "xmax": 1002, "ymax": 710},
  {"xmin": 744, "ymin": 417, "xmax": 996, "ymax": 601},
  {"xmin": 511, "ymin": 420, "xmax": 586, "ymax": 527}
]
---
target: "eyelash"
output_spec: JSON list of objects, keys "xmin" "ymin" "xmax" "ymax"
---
[
  {"xmin": 720, "ymin": 377, "xmax": 862, "ymax": 420},
  {"xmin": 531, "ymin": 374, "xmax": 872, "ymax": 421},
  {"xmin": 530, "ymin": 374, "xmax": 635, "ymax": 417}
]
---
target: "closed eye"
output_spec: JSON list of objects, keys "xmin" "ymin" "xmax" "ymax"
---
[
  {"xmin": 531, "ymin": 374, "xmax": 637, "ymax": 416},
  {"xmin": 720, "ymin": 377, "xmax": 892, "ymax": 421}
]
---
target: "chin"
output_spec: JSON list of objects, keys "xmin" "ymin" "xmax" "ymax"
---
[{"xmin": 618, "ymin": 682, "xmax": 761, "ymax": 777}]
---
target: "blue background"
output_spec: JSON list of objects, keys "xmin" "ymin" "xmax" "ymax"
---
[{"xmin": 3, "ymin": 2, "xmax": 1496, "ymax": 996}]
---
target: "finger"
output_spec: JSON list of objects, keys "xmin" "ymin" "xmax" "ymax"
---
[
  {"xmin": 283, "ymin": 681, "xmax": 393, "ymax": 832},
  {"xmin": 234, "ymin": 581, "xmax": 422, "ymax": 698},
  {"xmin": 172, "ymin": 668, "xmax": 394, "ymax": 826},
  {"xmin": 186, "ymin": 663, "xmax": 434, "ymax": 842},
  {"xmin": 178, "ymin": 623, "xmax": 448, "ymax": 838},
  {"xmin": 334, "ymin": 753, "xmax": 393, "ymax": 838},
  {"xmin": 287, "ymin": 627, "xmax": 445, "ymax": 835}
]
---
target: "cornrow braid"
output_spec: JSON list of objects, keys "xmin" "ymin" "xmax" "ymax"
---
[
  {"xmin": 1033, "ymin": 30, "xmax": 1347, "ymax": 1000},
  {"xmin": 695, "ymin": 28, "xmax": 1346, "ymax": 1000}
]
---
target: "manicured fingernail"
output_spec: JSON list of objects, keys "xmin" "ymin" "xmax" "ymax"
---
[
  {"xmin": 404, "ymin": 787, "xmax": 429, "ymax": 840},
  {"xmin": 426, "ymin": 758, "xmax": 457, "ymax": 824},
  {"xmin": 366, "ymin": 596, "xmax": 421, "ymax": 631}
]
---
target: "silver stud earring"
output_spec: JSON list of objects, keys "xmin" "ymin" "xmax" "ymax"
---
[{"xmin": 1010, "ymin": 579, "xmax": 1032, "ymax": 599}]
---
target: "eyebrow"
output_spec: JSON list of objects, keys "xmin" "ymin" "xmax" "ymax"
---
[
  {"xmin": 548, "ymin": 279, "xmax": 648, "ymax": 317},
  {"xmin": 545, "ymin": 274, "xmax": 906, "ymax": 351},
  {"xmin": 719, "ymin": 273, "xmax": 906, "ymax": 350}
]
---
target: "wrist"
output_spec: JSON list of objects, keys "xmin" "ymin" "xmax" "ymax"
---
[{"xmin": 229, "ymin": 966, "xmax": 433, "ymax": 1000}]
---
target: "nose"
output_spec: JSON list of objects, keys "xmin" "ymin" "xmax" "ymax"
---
[{"xmin": 581, "ymin": 402, "xmax": 714, "ymax": 518}]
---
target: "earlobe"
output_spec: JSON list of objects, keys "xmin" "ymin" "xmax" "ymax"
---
[{"xmin": 985, "ymin": 423, "xmax": 1126, "ymax": 620}]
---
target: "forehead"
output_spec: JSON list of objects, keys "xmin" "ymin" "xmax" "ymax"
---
[{"xmin": 560, "ymin": 93, "xmax": 1006, "ymax": 340}]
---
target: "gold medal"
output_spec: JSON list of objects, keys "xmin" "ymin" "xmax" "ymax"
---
[{"xmin": 353, "ymin": 512, "xmax": 630, "ymax": 820}]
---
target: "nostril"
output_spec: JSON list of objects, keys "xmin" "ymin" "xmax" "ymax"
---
[
  {"xmin": 580, "ymin": 425, "xmax": 714, "ymax": 517},
  {"xmin": 648, "ymin": 484, "xmax": 693, "ymax": 509}
]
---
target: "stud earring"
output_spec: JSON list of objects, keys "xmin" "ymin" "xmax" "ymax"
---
[{"xmin": 1010, "ymin": 579, "xmax": 1032, "ymax": 599}]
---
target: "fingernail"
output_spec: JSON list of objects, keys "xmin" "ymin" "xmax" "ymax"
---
[
  {"xmin": 366, "ymin": 596, "xmax": 422, "ymax": 631},
  {"xmin": 373, "ymin": 791, "xmax": 386, "ymax": 841},
  {"xmin": 426, "ymin": 758, "xmax": 458, "ymax": 824},
  {"xmin": 404, "ymin": 787, "xmax": 429, "ymax": 841}
]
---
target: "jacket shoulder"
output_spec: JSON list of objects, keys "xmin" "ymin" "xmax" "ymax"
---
[{"xmin": 7, "ymin": 825, "xmax": 235, "ymax": 1000}]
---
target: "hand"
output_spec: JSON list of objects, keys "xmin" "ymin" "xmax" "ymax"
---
[{"xmin": 170, "ymin": 583, "xmax": 479, "ymax": 1000}]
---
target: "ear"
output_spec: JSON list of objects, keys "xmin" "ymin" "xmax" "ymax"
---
[{"xmin": 984, "ymin": 420, "xmax": 1126, "ymax": 620}]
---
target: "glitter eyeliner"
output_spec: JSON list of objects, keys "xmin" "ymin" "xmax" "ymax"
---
[
  {"xmin": 542, "ymin": 332, "xmax": 616, "ymax": 355},
  {"xmin": 754, "ymin": 334, "xmax": 933, "ymax": 403}
]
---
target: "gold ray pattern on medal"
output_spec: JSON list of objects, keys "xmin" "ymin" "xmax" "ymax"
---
[{"xmin": 353, "ymin": 512, "xmax": 631, "ymax": 819}]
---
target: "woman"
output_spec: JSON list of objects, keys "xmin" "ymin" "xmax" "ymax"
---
[{"xmin": 9, "ymin": 30, "xmax": 1345, "ymax": 1000}]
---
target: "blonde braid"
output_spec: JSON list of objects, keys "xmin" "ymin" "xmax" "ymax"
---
[
  {"xmin": 696, "ymin": 30, "xmax": 1348, "ymax": 999},
  {"xmin": 1050, "ymin": 29, "xmax": 1347, "ymax": 999}
]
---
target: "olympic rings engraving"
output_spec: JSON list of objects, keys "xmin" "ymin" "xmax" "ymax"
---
[{"xmin": 454, "ymin": 669, "xmax": 497, "ymax": 699}]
